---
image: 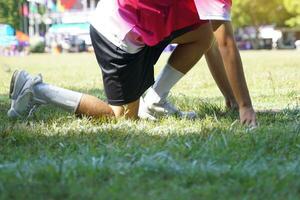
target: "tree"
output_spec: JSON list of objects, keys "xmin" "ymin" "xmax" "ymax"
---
[
  {"xmin": 283, "ymin": 0, "xmax": 300, "ymax": 27},
  {"xmin": 231, "ymin": 0, "xmax": 291, "ymax": 28},
  {"xmin": 0, "ymin": 0, "xmax": 26, "ymax": 30}
]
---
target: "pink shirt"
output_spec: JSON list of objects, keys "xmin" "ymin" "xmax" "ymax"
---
[
  {"xmin": 118, "ymin": 0, "xmax": 202, "ymax": 46},
  {"xmin": 90, "ymin": 0, "xmax": 144, "ymax": 53}
]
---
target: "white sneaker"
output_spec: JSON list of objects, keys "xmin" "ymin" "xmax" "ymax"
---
[
  {"xmin": 7, "ymin": 70, "xmax": 44, "ymax": 119},
  {"xmin": 148, "ymin": 100, "xmax": 197, "ymax": 119},
  {"xmin": 138, "ymin": 97, "xmax": 157, "ymax": 121},
  {"xmin": 139, "ymin": 89, "xmax": 197, "ymax": 120}
]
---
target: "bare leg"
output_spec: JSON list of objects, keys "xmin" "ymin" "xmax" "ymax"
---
[
  {"xmin": 76, "ymin": 95, "xmax": 140, "ymax": 119},
  {"xmin": 141, "ymin": 23, "xmax": 215, "ymax": 119},
  {"xmin": 75, "ymin": 94, "xmax": 114, "ymax": 118},
  {"xmin": 145, "ymin": 23, "xmax": 214, "ymax": 98},
  {"xmin": 109, "ymin": 99, "xmax": 140, "ymax": 119},
  {"xmin": 169, "ymin": 22, "xmax": 214, "ymax": 74},
  {"xmin": 33, "ymin": 81, "xmax": 139, "ymax": 119}
]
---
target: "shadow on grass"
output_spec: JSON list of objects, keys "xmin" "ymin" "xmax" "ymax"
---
[
  {"xmin": 171, "ymin": 95, "xmax": 299, "ymax": 122},
  {"xmin": 1, "ymin": 91, "xmax": 300, "ymax": 185}
]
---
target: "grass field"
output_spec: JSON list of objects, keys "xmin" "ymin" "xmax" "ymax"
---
[{"xmin": 0, "ymin": 50, "xmax": 300, "ymax": 199}]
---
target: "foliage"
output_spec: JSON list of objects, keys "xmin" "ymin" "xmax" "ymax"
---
[
  {"xmin": 0, "ymin": 0, "xmax": 25, "ymax": 29},
  {"xmin": 231, "ymin": 0, "xmax": 291, "ymax": 28},
  {"xmin": 30, "ymin": 42, "xmax": 45, "ymax": 53},
  {"xmin": 0, "ymin": 51, "xmax": 300, "ymax": 199},
  {"xmin": 29, "ymin": 36, "xmax": 46, "ymax": 53},
  {"xmin": 283, "ymin": 0, "xmax": 300, "ymax": 27}
]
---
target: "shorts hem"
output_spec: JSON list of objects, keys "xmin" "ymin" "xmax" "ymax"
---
[
  {"xmin": 106, "ymin": 81, "xmax": 154, "ymax": 106},
  {"xmin": 107, "ymin": 97, "xmax": 140, "ymax": 106}
]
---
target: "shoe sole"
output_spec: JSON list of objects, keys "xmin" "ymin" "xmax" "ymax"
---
[
  {"xmin": 8, "ymin": 70, "xmax": 23, "ymax": 119},
  {"xmin": 7, "ymin": 107, "xmax": 21, "ymax": 119}
]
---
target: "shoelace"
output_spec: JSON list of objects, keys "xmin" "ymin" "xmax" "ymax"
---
[
  {"xmin": 29, "ymin": 105, "xmax": 39, "ymax": 117},
  {"xmin": 25, "ymin": 97, "xmax": 39, "ymax": 119}
]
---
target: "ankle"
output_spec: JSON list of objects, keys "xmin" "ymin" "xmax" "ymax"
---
[{"xmin": 144, "ymin": 87, "xmax": 164, "ymax": 105}]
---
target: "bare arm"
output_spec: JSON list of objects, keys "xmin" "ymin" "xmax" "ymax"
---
[
  {"xmin": 205, "ymin": 38, "xmax": 237, "ymax": 109},
  {"xmin": 211, "ymin": 21, "xmax": 257, "ymax": 126}
]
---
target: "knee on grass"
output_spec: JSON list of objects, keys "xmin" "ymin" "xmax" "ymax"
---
[
  {"xmin": 109, "ymin": 100, "xmax": 140, "ymax": 119},
  {"xmin": 74, "ymin": 91, "xmax": 140, "ymax": 120}
]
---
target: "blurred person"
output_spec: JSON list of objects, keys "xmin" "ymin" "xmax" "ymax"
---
[
  {"xmin": 7, "ymin": 0, "xmax": 214, "ymax": 120},
  {"xmin": 141, "ymin": 0, "xmax": 257, "ymax": 126}
]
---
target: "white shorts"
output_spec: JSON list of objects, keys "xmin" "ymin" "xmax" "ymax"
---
[{"xmin": 195, "ymin": 0, "xmax": 232, "ymax": 21}]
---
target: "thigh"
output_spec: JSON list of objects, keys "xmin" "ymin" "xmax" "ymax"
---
[
  {"xmin": 212, "ymin": 21, "xmax": 235, "ymax": 44},
  {"xmin": 171, "ymin": 22, "xmax": 213, "ymax": 44},
  {"xmin": 211, "ymin": 20, "xmax": 225, "ymax": 32}
]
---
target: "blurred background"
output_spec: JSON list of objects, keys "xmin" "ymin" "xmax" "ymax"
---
[{"xmin": 0, "ymin": 0, "xmax": 299, "ymax": 56}]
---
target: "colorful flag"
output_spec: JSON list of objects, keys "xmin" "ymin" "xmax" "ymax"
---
[
  {"xmin": 22, "ymin": 4, "xmax": 29, "ymax": 17},
  {"xmin": 60, "ymin": 0, "xmax": 77, "ymax": 10}
]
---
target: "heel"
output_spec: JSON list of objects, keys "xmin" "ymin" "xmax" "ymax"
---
[{"xmin": 9, "ymin": 70, "xmax": 19, "ymax": 99}]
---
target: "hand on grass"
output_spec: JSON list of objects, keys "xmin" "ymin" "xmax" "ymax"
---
[{"xmin": 239, "ymin": 106, "xmax": 257, "ymax": 127}]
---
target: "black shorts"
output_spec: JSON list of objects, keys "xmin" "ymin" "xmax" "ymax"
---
[{"xmin": 90, "ymin": 25, "xmax": 198, "ymax": 106}]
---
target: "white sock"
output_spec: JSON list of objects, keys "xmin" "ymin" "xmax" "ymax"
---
[
  {"xmin": 33, "ymin": 83, "xmax": 83, "ymax": 113},
  {"xmin": 144, "ymin": 63, "xmax": 184, "ymax": 104}
]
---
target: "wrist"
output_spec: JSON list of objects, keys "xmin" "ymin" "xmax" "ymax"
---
[{"xmin": 238, "ymin": 101, "xmax": 253, "ymax": 110}]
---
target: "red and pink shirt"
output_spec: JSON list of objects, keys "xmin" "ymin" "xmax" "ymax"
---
[
  {"xmin": 90, "ymin": 0, "xmax": 231, "ymax": 52},
  {"xmin": 117, "ymin": 0, "xmax": 203, "ymax": 46}
]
